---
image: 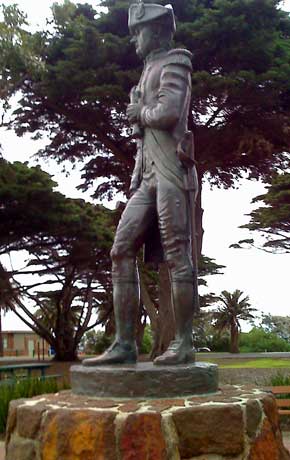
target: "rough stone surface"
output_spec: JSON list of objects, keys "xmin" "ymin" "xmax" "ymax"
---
[
  {"xmin": 5, "ymin": 385, "xmax": 290, "ymax": 460},
  {"xmin": 172, "ymin": 404, "xmax": 244, "ymax": 457},
  {"xmin": 246, "ymin": 399, "xmax": 262, "ymax": 439},
  {"xmin": 262, "ymin": 393, "xmax": 280, "ymax": 432},
  {"xmin": 6, "ymin": 435, "xmax": 37, "ymax": 460},
  {"xmin": 248, "ymin": 418, "xmax": 284, "ymax": 460},
  {"xmin": 147, "ymin": 398, "xmax": 185, "ymax": 412},
  {"xmin": 17, "ymin": 403, "xmax": 46, "ymax": 439},
  {"xmin": 119, "ymin": 413, "xmax": 167, "ymax": 460},
  {"xmin": 70, "ymin": 361, "xmax": 218, "ymax": 398},
  {"xmin": 40, "ymin": 409, "xmax": 116, "ymax": 460},
  {"xmin": 5, "ymin": 399, "xmax": 25, "ymax": 447}
]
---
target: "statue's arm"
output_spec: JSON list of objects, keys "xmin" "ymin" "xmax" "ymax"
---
[
  {"xmin": 129, "ymin": 140, "xmax": 142, "ymax": 196},
  {"xmin": 140, "ymin": 51, "xmax": 192, "ymax": 129}
]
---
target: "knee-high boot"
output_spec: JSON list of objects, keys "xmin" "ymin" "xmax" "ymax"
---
[
  {"xmin": 83, "ymin": 261, "xmax": 139, "ymax": 366},
  {"xmin": 154, "ymin": 281, "xmax": 195, "ymax": 365},
  {"xmin": 113, "ymin": 281, "xmax": 139, "ymax": 350}
]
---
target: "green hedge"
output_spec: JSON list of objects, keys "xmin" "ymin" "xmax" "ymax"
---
[
  {"xmin": 239, "ymin": 328, "xmax": 290, "ymax": 353},
  {"xmin": 0, "ymin": 377, "xmax": 66, "ymax": 433}
]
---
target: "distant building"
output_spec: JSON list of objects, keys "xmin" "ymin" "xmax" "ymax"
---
[{"xmin": 2, "ymin": 331, "xmax": 50, "ymax": 357}]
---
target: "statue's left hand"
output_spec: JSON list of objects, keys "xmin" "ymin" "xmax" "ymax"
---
[{"xmin": 126, "ymin": 103, "xmax": 142, "ymax": 123}]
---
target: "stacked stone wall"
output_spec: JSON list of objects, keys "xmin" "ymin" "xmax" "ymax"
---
[{"xmin": 5, "ymin": 385, "xmax": 290, "ymax": 460}]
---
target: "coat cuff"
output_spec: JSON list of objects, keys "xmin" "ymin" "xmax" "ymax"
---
[{"xmin": 140, "ymin": 106, "xmax": 149, "ymax": 126}]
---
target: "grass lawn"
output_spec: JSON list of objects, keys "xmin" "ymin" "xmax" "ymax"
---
[{"xmin": 198, "ymin": 357, "xmax": 290, "ymax": 369}]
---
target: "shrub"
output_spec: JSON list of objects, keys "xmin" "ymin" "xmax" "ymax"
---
[
  {"xmin": 139, "ymin": 325, "xmax": 153, "ymax": 354},
  {"xmin": 93, "ymin": 331, "xmax": 114, "ymax": 354},
  {"xmin": 83, "ymin": 326, "xmax": 153, "ymax": 355},
  {"xmin": 239, "ymin": 328, "xmax": 290, "ymax": 353},
  {"xmin": 0, "ymin": 376, "xmax": 63, "ymax": 433},
  {"xmin": 208, "ymin": 333, "xmax": 230, "ymax": 352},
  {"xmin": 82, "ymin": 330, "xmax": 113, "ymax": 355},
  {"xmin": 268, "ymin": 372, "xmax": 290, "ymax": 387}
]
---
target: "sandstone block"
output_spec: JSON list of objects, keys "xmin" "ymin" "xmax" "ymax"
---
[
  {"xmin": 172, "ymin": 404, "xmax": 244, "ymax": 457},
  {"xmin": 17, "ymin": 403, "xmax": 46, "ymax": 439},
  {"xmin": 6, "ymin": 435, "xmax": 37, "ymax": 460},
  {"xmin": 248, "ymin": 418, "xmax": 288, "ymax": 460},
  {"xmin": 147, "ymin": 398, "xmax": 185, "ymax": 412},
  {"xmin": 262, "ymin": 394, "xmax": 279, "ymax": 431},
  {"xmin": 5, "ymin": 399, "xmax": 26, "ymax": 447},
  {"xmin": 246, "ymin": 399, "xmax": 262, "ymax": 439},
  {"xmin": 41, "ymin": 409, "xmax": 116, "ymax": 460},
  {"xmin": 119, "ymin": 412, "xmax": 167, "ymax": 460}
]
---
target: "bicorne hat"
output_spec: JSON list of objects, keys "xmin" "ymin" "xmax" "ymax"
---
[{"xmin": 128, "ymin": 2, "xmax": 176, "ymax": 34}]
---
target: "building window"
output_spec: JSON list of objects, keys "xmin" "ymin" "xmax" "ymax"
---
[{"xmin": 3, "ymin": 338, "xmax": 7, "ymax": 349}]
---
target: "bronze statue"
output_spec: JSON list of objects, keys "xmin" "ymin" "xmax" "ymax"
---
[{"xmin": 83, "ymin": 1, "xmax": 198, "ymax": 367}]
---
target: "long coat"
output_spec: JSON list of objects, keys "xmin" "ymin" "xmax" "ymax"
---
[{"xmin": 129, "ymin": 47, "xmax": 196, "ymax": 265}]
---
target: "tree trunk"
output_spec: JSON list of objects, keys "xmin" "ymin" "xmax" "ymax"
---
[
  {"xmin": 195, "ymin": 176, "xmax": 204, "ymax": 258},
  {"xmin": 230, "ymin": 324, "xmax": 240, "ymax": 353},
  {"xmin": 54, "ymin": 312, "xmax": 79, "ymax": 361},
  {"xmin": 53, "ymin": 334, "xmax": 78, "ymax": 361},
  {"xmin": 139, "ymin": 266, "xmax": 175, "ymax": 358},
  {"xmin": 152, "ymin": 263, "xmax": 175, "ymax": 358},
  {"xmin": 0, "ymin": 310, "xmax": 3, "ymax": 358}
]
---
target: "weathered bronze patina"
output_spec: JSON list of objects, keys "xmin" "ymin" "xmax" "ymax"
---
[{"xmin": 83, "ymin": 2, "xmax": 198, "ymax": 367}]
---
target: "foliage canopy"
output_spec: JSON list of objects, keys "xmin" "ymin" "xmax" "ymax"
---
[
  {"xmin": 237, "ymin": 173, "xmax": 290, "ymax": 252},
  {"xmin": 0, "ymin": 160, "xmax": 114, "ymax": 360},
  {"xmin": 0, "ymin": 0, "xmax": 289, "ymax": 201}
]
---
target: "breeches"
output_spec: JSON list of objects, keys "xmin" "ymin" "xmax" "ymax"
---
[{"xmin": 111, "ymin": 172, "xmax": 194, "ymax": 283}]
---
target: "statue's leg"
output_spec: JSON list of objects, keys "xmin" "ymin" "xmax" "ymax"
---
[
  {"xmin": 83, "ymin": 183, "xmax": 155, "ymax": 366},
  {"xmin": 154, "ymin": 176, "xmax": 196, "ymax": 365}
]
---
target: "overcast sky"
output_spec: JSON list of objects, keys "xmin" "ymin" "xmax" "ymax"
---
[{"xmin": 1, "ymin": 0, "xmax": 290, "ymax": 331}]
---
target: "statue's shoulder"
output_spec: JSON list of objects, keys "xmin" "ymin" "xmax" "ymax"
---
[{"xmin": 164, "ymin": 48, "xmax": 193, "ymax": 70}]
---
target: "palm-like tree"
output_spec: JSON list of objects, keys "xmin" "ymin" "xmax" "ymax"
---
[{"xmin": 213, "ymin": 290, "xmax": 256, "ymax": 353}]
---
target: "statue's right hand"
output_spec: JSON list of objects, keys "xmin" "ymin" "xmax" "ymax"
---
[
  {"xmin": 128, "ymin": 187, "xmax": 137, "ymax": 198},
  {"xmin": 126, "ymin": 103, "xmax": 142, "ymax": 123}
]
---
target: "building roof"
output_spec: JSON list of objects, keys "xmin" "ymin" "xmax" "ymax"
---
[{"xmin": 2, "ymin": 330, "xmax": 36, "ymax": 334}]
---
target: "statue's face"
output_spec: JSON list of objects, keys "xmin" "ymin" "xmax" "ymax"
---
[{"xmin": 131, "ymin": 24, "xmax": 157, "ymax": 58}]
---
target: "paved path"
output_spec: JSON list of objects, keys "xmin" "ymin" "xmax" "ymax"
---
[{"xmin": 198, "ymin": 351, "xmax": 290, "ymax": 359}]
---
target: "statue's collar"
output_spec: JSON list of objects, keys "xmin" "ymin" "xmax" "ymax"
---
[{"xmin": 144, "ymin": 47, "xmax": 170, "ymax": 64}]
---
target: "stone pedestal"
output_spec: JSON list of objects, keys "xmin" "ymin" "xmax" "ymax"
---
[
  {"xmin": 5, "ymin": 386, "xmax": 290, "ymax": 460},
  {"xmin": 70, "ymin": 362, "xmax": 218, "ymax": 398}
]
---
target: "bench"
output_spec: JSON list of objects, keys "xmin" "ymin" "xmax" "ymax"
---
[
  {"xmin": 0, "ymin": 363, "xmax": 51, "ymax": 380},
  {"xmin": 0, "ymin": 373, "xmax": 63, "ymax": 387},
  {"xmin": 270, "ymin": 386, "xmax": 290, "ymax": 416}
]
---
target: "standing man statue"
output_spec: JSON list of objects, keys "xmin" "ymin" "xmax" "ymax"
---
[{"xmin": 83, "ymin": 1, "xmax": 198, "ymax": 367}]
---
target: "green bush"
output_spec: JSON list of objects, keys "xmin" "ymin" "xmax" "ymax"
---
[
  {"xmin": 268, "ymin": 372, "xmax": 290, "ymax": 387},
  {"xmin": 93, "ymin": 331, "xmax": 113, "ymax": 354},
  {"xmin": 208, "ymin": 334, "xmax": 230, "ymax": 352},
  {"xmin": 140, "ymin": 325, "xmax": 153, "ymax": 354},
  {"xmin": 84, "ymin": 327, "xmax": 153, "ymax": 355},
  {"xmin": 83, "ymin": 330, "xmax": 114, "ymax": 355},
  {"xmin": 239, "ymin": 328, "xmax": 290, "ymax": 353},
  {"xmin": 0, "ymin": 377, "xmax": 63, "ymax": 433}
]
